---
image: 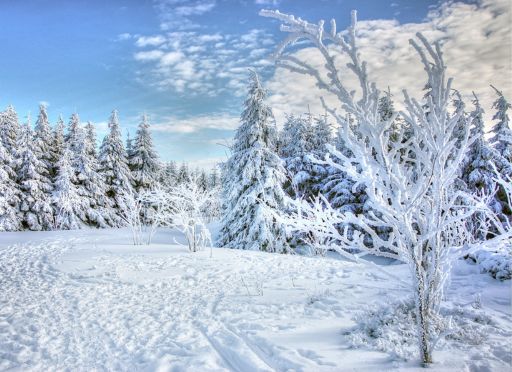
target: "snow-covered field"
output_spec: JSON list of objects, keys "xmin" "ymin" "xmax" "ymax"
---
[{"xmin": 1, "ymin": 228, "xmax": 511, "ymax": 371}]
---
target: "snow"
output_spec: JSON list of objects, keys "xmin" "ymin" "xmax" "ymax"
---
[{"xmin": 1, "ymin": 228, "xmax": 511, "ymax": 371}]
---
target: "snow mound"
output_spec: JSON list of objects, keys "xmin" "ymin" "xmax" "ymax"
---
[{"xmin": 465, "ymin": 246, "xmax": 512, "ymax": 280}]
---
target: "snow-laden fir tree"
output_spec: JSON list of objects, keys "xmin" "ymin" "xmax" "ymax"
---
[
  {"xmin": 34, "ymin": 104, "xmax": 55, "ymax": 190},
  {"xmin": 489, "ymin": 87, "xmax": 512, "ymax": 217},
  {"xmin": 460, "ymin": 94, "xmax": 498, "ymax": 237},
  {"xmin": 98, "ymin": 110, "xmax": 133, "ymax": 226},
  {"xmin": 85, "ymin": 121, "xmax": 98, "ymax": 159},
  {"xmin": 177, "ymin": 163, "xmax": 191, "ymax": 185},
  {"xmin": 52, "ymin": 115, "xmax": 66, "ymax": 171},
  {"xmin": 73, "ymin": 123, "xmax": 110, "ymax": 227},
  {"xmin": 158, "ymin": 161, "xmax": 178, "ymax": 189},
  {"xmin": 217, "ymin": 71, "xmax": 289, "ymax": 253},
  {"xmin": 34, "ymin": 104, "xmax": 54, "ymax": 164},
  {"xmin": 310, "ymin": 114, "xmax": 334, "ymax": 195},
  {"xmin": 208, "ymin": 166, "xmax": 220, "ymax": 189},
  {"xmin": 17, "ymin": 118, "xmax": 54, "ymax": 230},
  {"xmin": 129, "ymin": 114, "xmax": 160, "ymax": 193},
  {"xmin": 279, "ymin": 114, "xmax": 315, "ymax": 198},
  {"xmin": 0, "ymin": 105, "xmax": 20, "ymax": 154},
  {"xmin": 489, "ymin": 87, "xmax": 512, "ymax": 174},
  {"xmin": 461, "ymin": 94, "xmax": 496, "ymax": 196},
  {"xmin": 0, "ymin": 139, "xmax": 20, "ymax": 231},
  {"xmin": 53, "ymin": 148, "xmax": 85, "ymax": 230}
]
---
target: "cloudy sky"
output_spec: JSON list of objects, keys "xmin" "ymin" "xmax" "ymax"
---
[{"xmin": 0, "ymin": 0, "xmax": 510, "ymax": 169}]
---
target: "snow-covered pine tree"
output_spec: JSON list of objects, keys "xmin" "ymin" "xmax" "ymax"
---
[
  {"xmin": 0, "ymin": 105, "xmax": 21, "ymax": 154},
  {"xmin": 85, "ymin": 121, "xmax": 98, "ymax": 159},
  {"xmin": 0, "ymin": 139, "xmax": 20, "ymax": 231},
  {"xmin": 460, "ymin": 94, "xmax": 498, "ymax": 237},
  {"xmin": 129, "ymin": 114, "xmax": 160, "ymax": 193},
  {"xmin": 489, "ymin": 87, "xmax": 512, "ymax": 217},
  {"xmin": 208, "ymin": 166, "xmax": 220, "ymax": 189},
  {"xmin": 0, "ymin": 106, "xmax": 21, "ymax": 227},
  {"xmin": 177, "ymin": 163, "xmax": 191, "ymax": 185},
  {"xmin": 310, "ymin": 114, "xmax": 334, "ymax": 195},
  {"xmin": 462, "ymin": 94, "xmax": 496, "ymax": 194},
  {"xmin": 66, "ymin": 113, "xmax": 81, "ymax": 155},
  {"xmin": 197, "ymin": 169, "xmax": 208, "ymax": 191},
  {"xmin": 73, "ymin": 123, "xmax": 110, "ymax": 227},
  {"xmin": 52, "ymin": 115, "xmax": 66, "ymax": 171},
  {"xmin": 158, "ymin": 161, "xmax": 178, "ymax": 189},
  {"xmin": 34, "ymin": 104, "xmax": 55, "ymax": 195},
  {"xmin": 280, "ymin": 114, "xmax": 315, "ymax": 198},
  {"xmin": 17, "ymin": 118, "xmax": 54, "ymax": 230},
  {"xmin": 489, "ymin": 86, "xmax": 512, "ymax": 174},
  {"xmin": 53, "ymin": 148, "xmax": 85, "ymax": 230},
  {"xmin": 217, "ymin": 71, "xmax": 289, "ymax": 253},
  {"xmin": 98, "ymin": 110, "xmax": 133, "ymax": 226}
]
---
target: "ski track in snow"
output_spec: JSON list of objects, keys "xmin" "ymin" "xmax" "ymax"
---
[{"xmin": 0, "ymin": 230, "xmax": 511, "ymax": 371}]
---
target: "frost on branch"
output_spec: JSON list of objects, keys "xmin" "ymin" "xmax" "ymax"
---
[{"xmin": 261, "ymin": 8, "xmax": 511, "ymax": 365}]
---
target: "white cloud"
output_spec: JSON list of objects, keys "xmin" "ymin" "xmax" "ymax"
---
[
  {"xmin": 155, "ymin": 0, "xmax": 217, "ymax": 31},
  {"xmin": 134, "ymin": 50, "xmax": 165, "ymax": 61},
  {"xmin": 152, "ymin": 113, "xmax": 239, "ymax": 133},
  {"xmin": 135, "ymin": 35, "xmax": 166, "ymax": 47},
  {"xmin": 116, "ymin": 33, "xmax": 132, "ymax": 41},
  {"xmin": 131, "ymin": 27, "xmax": 274, "ymax": 95},
  {"xmin": 266, "ymin": 0, "xmax": 511, "ymax": 127}
]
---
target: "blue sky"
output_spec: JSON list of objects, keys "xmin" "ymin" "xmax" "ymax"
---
[{"xmin": 1, "ymin": 0, "xmax": 509, "ymax": 169}]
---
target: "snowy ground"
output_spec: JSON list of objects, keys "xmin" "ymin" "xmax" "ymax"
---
[{"xmin": 0, "ymin": 228, "xmax": 511, "ymax": 371}]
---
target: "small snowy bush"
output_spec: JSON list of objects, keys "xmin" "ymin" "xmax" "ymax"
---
[
  {"xmin": 464, "ymin": 247, "xmax": 512, "ymax": 280},
  {"xmin": 346, "ymin": 299, "xmax": 495, "ymax": 361}
]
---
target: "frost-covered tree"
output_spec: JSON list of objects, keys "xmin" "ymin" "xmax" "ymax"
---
[
  {"xmin": 52, "ymin": 115, "xmax": 66, "ymax": 170},
  {"xmin": 85, "ymin": 121, "xmax": 98, "ymax": 159},
  {"xmin": 129, "ymin": 114, "xmax": 160, "ymax": 193},
  {"xmin": 98, "ymin": 110, "xmax": 133, "ymax": 225},
  {"xmin": 17, "ymin": 119, "xmax": 54, "ymax": 230},
  {"xmin": 53, "ymin": 148, "xmax": 86, "ymax": 230},
  {"xmin": 280, "ymin": 114, "xmax": 315, "ymax": 198},
  {"xmin": 159, "ymin": 161, "xmax": 178, "ymax": 189},
  {"xmin": 261, "ymin": 9, "xmax": 510, "ymax": 365},
  {"xmin": 177, "ymin": 162, "xmax": 191, "ymax": 185},
  {"xmin": 489, "ymin": 87, "xmax": 512, "ymax": 174},
  {"xmin": 0, "ymin": 140, "xmax": 20, "ymax": 231},
  {"xmin": 217, "ymin": 71, "xmax": 289, "ymax": 253},
  {"xmin": 0, "ymin": 105, "xmax": 20, "ymax": 154},
  {"xmin": 73, "ymin": 124, "xmax": 110, "ymax": 227},
  {"xmin": 489, "ymin": 87, "xmax": 512, "ymax": 217},
  {"xmin": 462, "ymin": 95, "xmax": 496, "ymax": 196},
  {"xmin": 208, "ymin": 166, "xmax": 220, "ymax": 189},
  {"xmin": 34, "ymin": 104, "xmax": 54, "ymax": 169},
  {"xmin": 460, "ymin": 95, "xmax": 498, "ymax": 237}
]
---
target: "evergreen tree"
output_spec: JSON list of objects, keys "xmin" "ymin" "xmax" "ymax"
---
[
  {"xmin": 159, "ymin": 161, "xmax": 178, "ymax": 189},
  {"xmin": 85, "ymin": 121, "xmax": 98, "ymax": 159},
  {"xmin": 280, "ymin": 114, "xmax": 315, "ymax": 198},
  {"xmin": 52, "ymin": 115, "xmax": 66, "ymax": 167},
  {"xmin": 489, "ymin": 86, "xmax": 512, "ymax": 174},
  {"xmin": 17, "ymin": 119, "xmax": 54, "ymax": 230},
  {"xmin": 208, "ymin": 166, "xmax": 220, "ymax": 189},
  {"xmin": 53, "ymin": 148, "xmax": 85, "ymax": 230},
  {"xmin": 0, "ymin": 105, "xmax": 20, "ymax": 153},
  {"xmin": 217, "ymin": 71, "xmax": 289, "ymax": 253},
  {"xmin": 34, "ymin": 104, "xmax": 54, "ymax": 195},
  {"xmin": 74, "ymin": 124, "xmax": 110, "ymax": 227},
  {"xmin": 129, "ymin": 114, "xmax": 160, "ymax": 192},
  {"xmin": 98, "ymin": 110, "xmax": 133, "ymax": 225},
  {"xmin": 0, "ymin": 140, "xmax": 20, "ymax": 231},
  {"xmin": 489, "ymin": 87, "xmax": 512, "ymax": 217},
  {"xmin": 177, "ymin": 162, "xmax": 191, "ymax": 185}
]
